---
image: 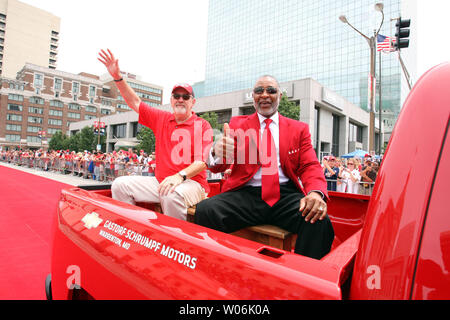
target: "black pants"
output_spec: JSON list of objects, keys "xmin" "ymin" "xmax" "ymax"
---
[{"xmin": 195, "ymin": 181, "xmax": 334, "ymax": 260}]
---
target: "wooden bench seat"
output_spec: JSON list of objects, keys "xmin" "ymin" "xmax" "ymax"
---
[
  {"xmin": 136, "ymin": 202, "xmax": 296, "ymax": 251},
  {"xmin": 187, "ymin": 205, "xmax": 296, "ymax": 251}
]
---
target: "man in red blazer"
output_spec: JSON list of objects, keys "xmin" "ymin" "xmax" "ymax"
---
[{"xmin": 195, "ymin": 75, "xmax": 334, "ymax": 259}]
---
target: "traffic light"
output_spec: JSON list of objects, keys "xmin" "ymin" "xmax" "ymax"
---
[{"xmin": 395, "ymin": 17, "xmax": 411, "ymax": 50}]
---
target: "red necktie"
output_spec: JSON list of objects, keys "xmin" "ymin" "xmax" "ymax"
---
[{"xmin": 261, "ymin": 119, "xmax": 280, "ymax": 206}]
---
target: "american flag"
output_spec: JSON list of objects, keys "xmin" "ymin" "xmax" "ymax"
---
[{"xmin": 377, "ymin": 34, "xmax": 396, "ymax": 53}]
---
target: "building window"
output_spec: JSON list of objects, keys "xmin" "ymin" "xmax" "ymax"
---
[
  {"xmin": 6, "ymin": 124, "xmax": 21, "ymax": 132},
  {"xmin": 349, "ymin": 122, "xmax": 363, "ymax": 143},
  {"xmin": 117, "ymin": 103, "xmax": 131, "ymax": 111},
  {"xmin": 68, "ymin": 103, "xmax": 81, "ymax": 110},
  {"xmin": 7, "ymin": 114, "xmax": 22, "ymax": 121},
  {"xmin": 29, "ymin": 96, "xmax": 44, "ymax": 104},
  {"xmin": 27, "ymin": 126, "xmax": 41, "ymax": 133},
  {"xmin": 28, "ymin": 106, "xmax": 44, "ymax": 114},
  {"xmin": 101, "ymin": 108, "xmax": 111, "ymax": 115},
  {"xmin": 331, "ymin": 114, "xmax": 340, "ymax": 157},
  {"xmin": 47, "ymin": 128, "xmax": 61, "ymax": 135},
  {"xmin": 132, "ymin": 123, "xmax": 144, "ymax": 138},
  {"xmin": 89, "ymin": 85, "xmax": 96, "ymax": 97},
  {"xmin": 215, "ymin": 110, "xmax": 232, "ymax": 124},
  {"xmin": 112, "ymin": 124, "xmax": 126, "ymax": 138},
  {"xmin": 27, "ymin": 136, "xmax": 41, "ymax": 143},
  {"xmin": 54, "ymin": 78, "xmax": 62, "ymax": 91},
  {"xmin": 128, "ymin": 82, "xmax": 162, "ymax": 94},
  {"xmin": 8, "ymin": 104, "xmax": 22, "ymax": 111},
  {"xmin": 50, "ymin": 100, "xmax": 63, "ymax": 108},
  {"xmin": 48, "ymin": 118, "xmax": 63, "ymax": 126},
  {"xmin": 101, "ymin": 98, "xmax": 112, "ymax": 106},
  {"xmin": 136, "ymin": 92, "xmax": 162, "ymax": 102},
  {"xmin": 9, "ymin": 83, "xmax": 24, "ymax": 91},
  {"xmin": 314, "ymin": 107, "xmax": 320, "ymax": 156},
  {"xmin": 34, "ymin": 73, "xmax": 44, "ymax": 88},
  {"xmin": 67, "ymin": 112, "xmax": 80, "ymax": 119},
  {"xmin": 28, "ymin": 116, "xmax": 43, "ymax": 124},
  {"xmin": 5, "ymin": 134, "xmax": 21, "ymax": 142},
  {"xmin": 72, "ymin": 82, "xmax": 80, "ymax": 100},
  {"xmin": 49, "ymin": 109, "xmax": 63, "ymax": 117},
  {"xmin": 8, "ymin": 94, "xmax": 24, "ymax": 102},
  {"xmin": 85, "ymin": 105, "xmax": 97, "ymax": 113}
]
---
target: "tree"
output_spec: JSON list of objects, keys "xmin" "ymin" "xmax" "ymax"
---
[
  {"xmin": 136, "ymin": 127, "xmax": 155, "ymax": 154},
  {"xmin": 48, "ymin": 131, "xmax": 69, "ymax": 151},
  {"xmin": 278, "ymin": 94, "xmax": 300, "ymax": 120},
  {"xmin": 199, "ymin": 112, "xmax": 222, "ymax": 131},
  {"xmin": 68, "ymin": 132, "xmax": 81, "ymax": 152},
  {"xmin": 78, "ymin": 126, "xmax": 97, "ymax": 152}
]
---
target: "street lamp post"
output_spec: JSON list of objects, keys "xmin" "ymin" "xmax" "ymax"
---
[{"xmin": 340, "ymin": 3, "xmax": 384, "ymax": 153}]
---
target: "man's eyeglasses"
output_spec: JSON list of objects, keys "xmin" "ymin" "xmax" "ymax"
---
[
  {"xmin": 348, "ymin": 163, "xmax": 355, "ymax": 165},
  {"xmin": 172, "ymin": 93, "xmax": 192, "ymax": 100},
  {"xmin": 253, "ymin": 86, "xmax": 278, "ymax": 95}
]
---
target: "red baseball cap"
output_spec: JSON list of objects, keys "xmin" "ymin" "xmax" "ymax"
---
[{"xmin": 172, "ymin": 83, "xmax": 194, "ymax": 97}]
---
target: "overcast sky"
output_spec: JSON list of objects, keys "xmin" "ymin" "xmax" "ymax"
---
[
  {"xmin": 20, "ymin": 0, "xmax": 209, "ymax": 103},
  {"xmin": 19, "ymin": 0, "xmax": 450, "ymax": 103}
]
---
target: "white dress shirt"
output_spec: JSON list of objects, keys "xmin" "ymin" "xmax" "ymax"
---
[{"xmin": 245, "ymin": 112, "xmax": 290, "ymax": 187}]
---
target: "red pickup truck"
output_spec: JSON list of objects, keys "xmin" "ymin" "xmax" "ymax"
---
[{"xmin": 47, "ymin": 62, "xmax": 450, "ymax": 300}]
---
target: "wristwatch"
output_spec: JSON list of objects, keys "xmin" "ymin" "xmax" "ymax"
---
[{"xmin": 178, "ymin": 170, "xmax": 187, "ymax": 181}]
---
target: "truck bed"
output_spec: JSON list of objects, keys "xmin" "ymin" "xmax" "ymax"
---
[{"xmin": 50, "ymin": 184, "xmax": 369, "ymax": 300}]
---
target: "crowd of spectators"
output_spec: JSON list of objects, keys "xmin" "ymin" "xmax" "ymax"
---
[
  {"xmin": 1, "ymin": 148, "xmax": 380, "ymax": 194},
  {"xmin": 0, "ymin": 148, "xmax": 156, "ymax": 182},
  {"xmin": 0, "ymin": 148, "xmax": 226, "ymax": 182},
  {"xmin": 322, "ymin": 153, "xmax": 381, "ymax": 195}
]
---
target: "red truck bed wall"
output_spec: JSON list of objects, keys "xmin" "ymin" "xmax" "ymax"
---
[{"xmin": 350, "ymin": 63, "xmax": 450, "ymax": 299}]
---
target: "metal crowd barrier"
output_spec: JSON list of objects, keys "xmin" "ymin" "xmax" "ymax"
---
[
  {"xmin": 0, "ymin": 154, "xmax": 153, "ymax": 183},
  {"xmin": 326, "ymin": 178, "xmax": 375, "ymax": 195}
]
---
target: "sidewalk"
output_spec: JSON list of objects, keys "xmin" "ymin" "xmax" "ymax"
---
[{"xmin": 0, "ymin": 161, "xmax": 110, "ymax": 187}]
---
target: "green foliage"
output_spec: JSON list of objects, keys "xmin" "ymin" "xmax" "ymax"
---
[
  {"xmin": 278, "ymin": 94, "xmax": 300, "ymax": 120},
  {"xmin": 49, "ymin": 126, "xmax": 106, "ymax": 152},
  {"xmin": 78, "ymin": 126, "xmax": 98, "ymax": 152},
  {"xmin": 136, "ymin": 127, "xmax": 155, "ymax": 154},
  {"xmin": 199, "ymin": 112, "xmax": 222, "ymax": 131},
  {"xmin": 48, "ymin": 131, "xmax": 69, "ymax": 151}
]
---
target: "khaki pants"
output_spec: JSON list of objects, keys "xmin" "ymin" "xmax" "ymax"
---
[{"xmin": 111, "ymin": 176, "xmax": 206, "ymax": 221}]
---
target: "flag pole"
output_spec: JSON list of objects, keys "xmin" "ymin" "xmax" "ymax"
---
[{"xmin": 378, "ymin": 50, "xmax": 382, "ymax": 155}]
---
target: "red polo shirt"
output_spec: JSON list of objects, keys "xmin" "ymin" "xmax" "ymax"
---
[{"xmin": 138, "ymin": 101, "xmax": 212, "ymax": 193}]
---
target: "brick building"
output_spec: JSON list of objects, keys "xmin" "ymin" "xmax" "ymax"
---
[{"xmin": 0, "ymin": 63, "xmax": 163, "ymax": 150}]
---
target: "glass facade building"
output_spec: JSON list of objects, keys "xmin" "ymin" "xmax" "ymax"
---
[{"xmin": 201, "ymin": 0, "xmax": 402, "ymax": 117}]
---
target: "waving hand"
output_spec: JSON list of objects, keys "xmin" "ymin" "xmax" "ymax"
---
[{"xmin": 98, "ymin": 49, "xmax": 121, "ymax": 80}]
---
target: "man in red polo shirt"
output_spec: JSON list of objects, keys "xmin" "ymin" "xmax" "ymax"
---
[{"xmin": 98, "ymin": 49, "xmax": 212, "ymax": 221}]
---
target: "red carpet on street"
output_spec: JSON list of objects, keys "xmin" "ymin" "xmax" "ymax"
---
[{"xmin": 0, "ymin": 165, "xmax": 71, "ymax": 299}]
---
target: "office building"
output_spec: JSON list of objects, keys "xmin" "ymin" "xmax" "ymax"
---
[
  {"xmin": 0, "ymin": 63, "xmax": 163, "ymax": 149},
  {"xmin": 196, "ymin": 0, "xmax": 416, "ymax": 150},
  {"xmin": 0, "ymin": 0, "xmax": 61, "ymax": 78}
]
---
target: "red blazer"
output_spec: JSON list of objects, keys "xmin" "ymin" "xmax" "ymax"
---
[{"xmin": 211, "ymin": 112, "xmax": 328, "ymax": 199}]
